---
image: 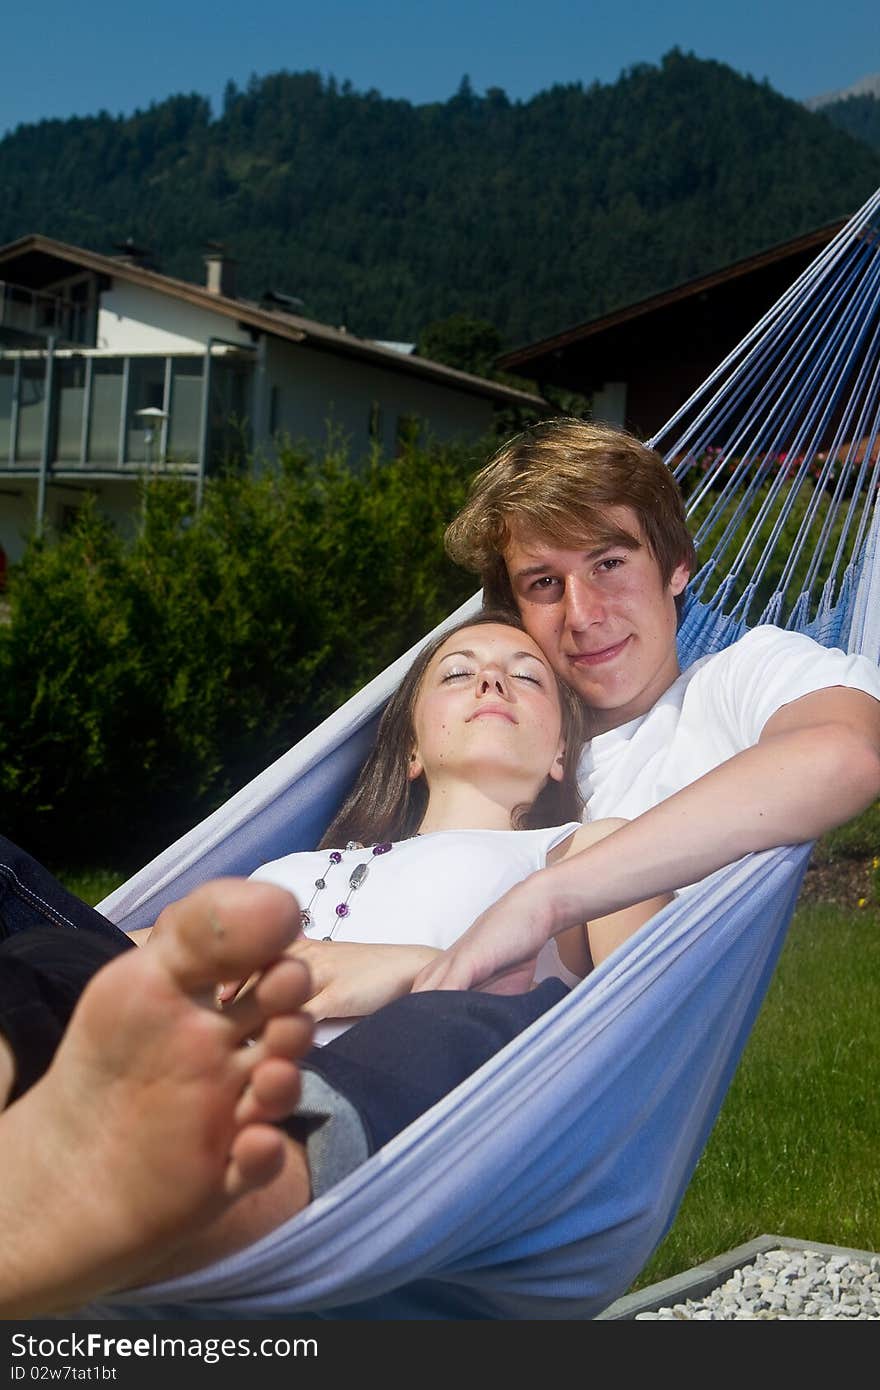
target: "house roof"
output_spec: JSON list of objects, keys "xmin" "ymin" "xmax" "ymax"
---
[
  {"xmin": 497, "ymin": 219, "xmax": 849, "ymax": 379},
  {"xmin": 0, "ymin": 234, "xmax": 544, "ymax": 409}
]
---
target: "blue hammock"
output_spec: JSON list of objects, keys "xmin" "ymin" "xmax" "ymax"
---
[{"xmin": 92, "ymin": 184, "xmax": 880, "ymax": 1320}]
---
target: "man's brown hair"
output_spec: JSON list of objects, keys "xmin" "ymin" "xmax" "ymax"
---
[{"xmin": 445, "ymin": 418, "xmax": 696, "ymax": 610}]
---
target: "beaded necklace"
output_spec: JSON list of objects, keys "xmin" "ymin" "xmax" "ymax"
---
[{"xmin": 300, "ymin": 840, "xmax": 394, "ymax": 940}]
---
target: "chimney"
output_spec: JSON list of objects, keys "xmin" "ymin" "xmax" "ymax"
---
[
  {"xmin": 113, "ymin": 238, "xmax": 157, "ymax": 269},
  {"xmin": 204, "ymin": 243, "xmax": 237, "ymax": 298}
]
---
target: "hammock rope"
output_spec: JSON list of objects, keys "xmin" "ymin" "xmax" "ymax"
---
[
  {"xmin": 655, "ymin": 186, "xmax": 880, "ymax": 652},
  {"xmin": 92, "ymin": 182, "xmax": 880, "ymax": 1321}
]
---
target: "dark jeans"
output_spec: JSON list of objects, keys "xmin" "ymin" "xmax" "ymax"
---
[
  {"xmin": 299, "ymin": 979, "xmax": 568, "ymax": 1158},
  {"xmin": 0, "ymin": 836, "xmax": 134, "ymax": 1100}
]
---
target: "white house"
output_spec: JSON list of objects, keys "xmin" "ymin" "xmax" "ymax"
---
[{"xmin": 0, "ymin": 235, "xmax": 543, "ymax": 562}]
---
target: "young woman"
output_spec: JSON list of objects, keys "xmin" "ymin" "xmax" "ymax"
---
[
  {"xmin": 0, "ymin": 611, "xmax": 667, "ymax": 1102},
  {"xmin": 0, "ymin": 610, "xmax": 670, "ymax": 1312},
  {"xmin": 227, "ymin": 608, "xmax": 669, "ymax": 1042}
]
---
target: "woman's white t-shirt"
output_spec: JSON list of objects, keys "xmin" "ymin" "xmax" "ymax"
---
[{"xmin": 251, "ymin": 822, "xmax": 583, "ymax": 1042}]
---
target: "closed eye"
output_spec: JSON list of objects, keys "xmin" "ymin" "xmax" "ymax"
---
[
  {"xmin": 512, "ymin": 671, "xmax": 542, "ymax": 684},
  {"xmin": 441, "ymin": 669, "xmax": 473, "ymax": 682}
]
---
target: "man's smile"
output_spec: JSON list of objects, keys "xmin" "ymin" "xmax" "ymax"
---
[{"xmin": 568, "ymin": 636, "xmax": 631, "ymax": 667}]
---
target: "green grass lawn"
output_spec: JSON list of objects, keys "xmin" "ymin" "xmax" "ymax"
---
[
  {"xmin": 59, "ymin": 867, "xmax": 126, "ymax": 907},
  {"xmin": 632, "ymin": 895, "xmax": 880, "ymax": 1288}
]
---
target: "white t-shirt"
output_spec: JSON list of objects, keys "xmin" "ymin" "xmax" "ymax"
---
[
  {"xmin": 578, "ymin": 624, "xmax": 880, "ymax": 822},
  {"xmin": 250, "ymin": 822, "xmax": 583, "ymax": 1042}
]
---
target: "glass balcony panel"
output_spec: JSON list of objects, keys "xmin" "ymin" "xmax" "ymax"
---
[
  {"xmin": 167, "ymin": 358, "xmax": 203, "ymax": 465},
  {"xmin": 54, "ymin": 358, "xmax": 87, "ymax": 463},
  {"xmin": 0, "ymin": 363, "xmax": 13, "ymax": 463},
  {"xmin": 89, "ymin": 359, "xmax": 124, "ymax": 464},
  {"xmin": 16, "ymin": 361, "xmax": 46, "ymax": 461}
]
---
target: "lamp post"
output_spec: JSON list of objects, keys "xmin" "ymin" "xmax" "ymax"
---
[{"xmin": 135, "ymin": 405, "xmax": 169, "ymax": 472}]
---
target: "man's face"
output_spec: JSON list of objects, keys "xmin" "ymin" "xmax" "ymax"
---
[{"xmin": 505, "ymin": 506, "xmax": 690, "ymax": 734}]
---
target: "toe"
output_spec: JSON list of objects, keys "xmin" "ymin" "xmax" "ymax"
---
[
  {"xmin": 221, "ymin": 958, "xmax": 312, "ymax": 1043},
  {"xmin": 224, "ymin": 1126, "xmax": 288, "ymax": 1196},
  {"xmin": 260, "ymin": 1013, "xmax": 315, "ymax": 1060},
  {"xmin": 236, "ymin": 1057, "xmax": 302, "ymax": 1125},
  {"xmin": 153, "ymin": 880, "xmax": 302, "ymax": 993}
]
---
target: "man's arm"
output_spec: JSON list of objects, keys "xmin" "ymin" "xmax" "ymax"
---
[{"xmin": 412, "ymin": 687, "xmax": 880, "ymax": 992}]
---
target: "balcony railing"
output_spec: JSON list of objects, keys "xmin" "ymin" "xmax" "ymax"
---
[{"xmin": 0, "ymin": 281, "xmax": 94, "ymax": 347}]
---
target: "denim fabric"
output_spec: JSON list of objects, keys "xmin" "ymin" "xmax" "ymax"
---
[
  {"xmin": 0, "ymin": 835, "xmax": 125, "ymax": 943},
  {"xmin": 0, "ymin": 835, "xmax": 134, "ymax": 1100},
  {"xmin": 0, "ymin": 926, "xmax": 133, "ymax": 1100},
  {"xmin": 298, "ymin": 979, "xmax": 569, "ymax": 1160}
]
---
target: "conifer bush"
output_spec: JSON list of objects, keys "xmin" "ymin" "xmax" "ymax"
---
[{"xmin": 0, "ymin": 436, "xmax": 479, "ymax": 868}]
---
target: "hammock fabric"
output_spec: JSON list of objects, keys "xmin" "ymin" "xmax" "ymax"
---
[{"xmin": 92, "ymin": 184, "xmax": 880, "ymax": 1320}]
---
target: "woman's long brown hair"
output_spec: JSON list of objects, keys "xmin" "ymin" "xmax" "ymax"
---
[{"xmin": 319, "ymin": 608, "xmax": 585, "ymax": 848}]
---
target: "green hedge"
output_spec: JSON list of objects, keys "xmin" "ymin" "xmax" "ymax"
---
[
  {"xmin": 1, "ymin": 438, "xmax": 845, "ymax": 872},
  {"xmin": 0, "ymin": 437, "xmax": 481, "ymax": 868}
]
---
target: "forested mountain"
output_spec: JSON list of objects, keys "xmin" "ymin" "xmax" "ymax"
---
[
  {"xmin": 1, "ymin": 49, "xmax": 878, "ymax": 349},
  {"xmin": 819, "ymin": 94, "xmax": 880, "ymax": 151}
]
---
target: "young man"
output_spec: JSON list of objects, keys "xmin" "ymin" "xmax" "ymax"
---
[{"xmin": 413, "ymin": 418, "xmax": 880, "ymax": 989}]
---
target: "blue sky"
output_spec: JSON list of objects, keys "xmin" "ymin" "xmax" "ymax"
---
[{"xmin": 2, "ymin": 0, "xmax": 878, "ymax": 137}]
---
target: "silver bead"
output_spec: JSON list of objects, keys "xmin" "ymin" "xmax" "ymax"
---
[{"xmin": 349, "ymin": 863, "xmax": 369, "ymax": 890}]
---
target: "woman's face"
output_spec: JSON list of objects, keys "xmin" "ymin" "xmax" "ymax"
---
[{"xmin": 409, "ymin": 623, "xmax": 565, "ymax": 793}]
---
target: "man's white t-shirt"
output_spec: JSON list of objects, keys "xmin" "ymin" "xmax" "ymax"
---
[{"xmin": 578, "ymin": 625, "xmax": 880, "ymax": 823}]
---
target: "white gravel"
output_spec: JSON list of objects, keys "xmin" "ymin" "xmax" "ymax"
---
[{"xmin": 635, "ymin": 1247, "xmax": 880, "ymax": 1319}]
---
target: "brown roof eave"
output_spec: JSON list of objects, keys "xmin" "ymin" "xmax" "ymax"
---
[
  {"xmin": 498, "ymin": 218, "xmax": 848, "ymax": 372},
  {"xmin": 0, "ymin": 234, "xmax": 543, "ymax": 408}
]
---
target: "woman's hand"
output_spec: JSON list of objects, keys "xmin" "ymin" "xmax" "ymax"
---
[
  {"xmin": 221, "ymin": 940, "xmax": 442, "ymax": 1020},
  {"xmin": 290, "ymin": 940, "xmax": 441, "ymax": 1020}
]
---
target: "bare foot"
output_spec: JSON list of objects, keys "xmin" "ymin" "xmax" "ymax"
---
[{"xmin": 0, "ymin": 878, "xmax": 314, "ymax": 1317}]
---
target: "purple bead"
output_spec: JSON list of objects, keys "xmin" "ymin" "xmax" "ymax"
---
[
  {"xmin": 329, "ymin": 851, "xmax": 342, "ymax": 864},
  {"xmin": 335, "ymin": 902, "xmax": 350, "ymax": 918},
  {"xmin": 372, "ymin": 842, "xmax": 393, "ymax": 855}
]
